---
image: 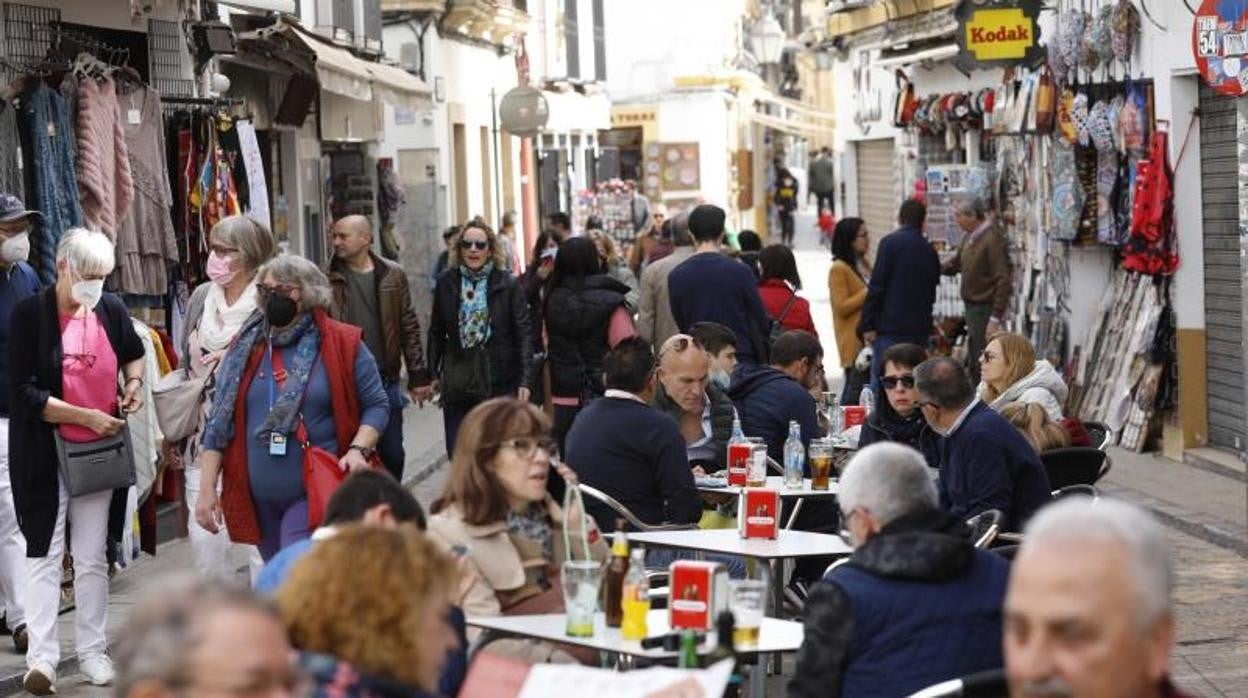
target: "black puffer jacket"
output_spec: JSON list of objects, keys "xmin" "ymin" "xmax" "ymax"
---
[
  {"xmin": 545, "ymin": 274, "xmax": 630, "ymax": 399},
  {"xmin": 653, "ymin": 383, "xmax": 735, "ymax": 468},
  {"xmin": 857, "ymin": 385, "xmax": 941, "ymax": 470},
  {"xmin": 428, "ymin": 267, "xmax": 535, "ymax": 402}
]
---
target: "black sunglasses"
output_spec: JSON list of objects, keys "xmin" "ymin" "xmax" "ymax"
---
[
  {"xmin": 882, "ymin": 374, "xmax": 916, "ymax": 390},
  {"xmin": 659, "ymin": 335, "xmax": 704, "ymax": 359},
  {"xmin": 459, "ymin": 239, "xmax": 489, "ymax": 251}
]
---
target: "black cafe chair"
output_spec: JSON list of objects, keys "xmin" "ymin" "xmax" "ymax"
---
[
  {"xmin": 1082, "ymin": 421, "xmax": 1113, "ymax": 451},
  {"xmin": 906, "ymin": 668, "xmax": 1008, "ymax": 698},
  {"xmin": 1040, "ymin": 447, "xmax": 1112, "ymax": 490},
  {"xmin": 965, "ymin": 509, "xmax": 1003, "ymax": 549}
]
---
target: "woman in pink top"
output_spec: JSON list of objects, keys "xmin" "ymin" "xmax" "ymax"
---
[{"xmin": 9, "ymin": 229, "xmax": 146, "ymax": 693}]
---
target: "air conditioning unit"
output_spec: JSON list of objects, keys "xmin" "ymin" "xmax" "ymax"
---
[{"xmin": 828, "ymin": 0, "xmax": 873, "ymax": 13}]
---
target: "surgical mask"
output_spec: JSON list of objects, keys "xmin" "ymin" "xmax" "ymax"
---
[
  {"xmin": 71, "ymin": 278, "xmax": 105, "ymax": 310},
  {"xmin": 205, "ymin": 250, "xmax": 236, "ymax": 286},
  {"xmin": 710, "ymin": 370, "xmax": 731, "ymax": 392},
  {"xmin": 264, "ymin": 293, "xmax": 298, "ymax": 328},
  {"xmin": 0, "ymin": 232, "xmax": 29, "ymax": 264}
]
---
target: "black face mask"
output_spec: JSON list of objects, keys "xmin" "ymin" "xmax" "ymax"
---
[{"xmin": 264, "ymin": 294, "xmax": 298, "ymax": 328}]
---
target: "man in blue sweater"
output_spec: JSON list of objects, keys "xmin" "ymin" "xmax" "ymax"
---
[
  {"xmin": 565, "ymin": 337, "xmax": 703, "ymax": 533},
  {"xmin": 858, "ymin": 198, "xmax": 941, "ymax": 386},
  {"xmin": 790, "ymin": 443, "xmax": 1009, "ymax": 698},
  {"xmin": 728, "ymin": 330, "xmax": 823, "ymax": 464},
  {"xmin": 667, "ymin": 204, "xmax": 772, "ymax": 364},
  {"xmin": 915, "ymin": 357, "xmax": 1052, "ymax": 532}
]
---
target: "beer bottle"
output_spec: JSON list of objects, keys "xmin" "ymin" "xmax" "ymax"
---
[
  {"xmin": 705, "ymin": 611, "xmax": 743, "ymax": 698},
  {"xmin": 677, "ymin": 630, "xmax": 699, "ymax": 669},
  {"xmin": 604, "ymin": 521, "xmax": 629, "ymax": 628}
]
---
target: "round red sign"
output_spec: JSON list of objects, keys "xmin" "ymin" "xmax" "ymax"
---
[{"xmin": 1194, "ymin": 0, "xmax": 1248, "ymax": 96}]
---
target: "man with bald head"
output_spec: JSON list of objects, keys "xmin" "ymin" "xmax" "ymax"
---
[
  {"xmin": 1006, "ymin": 498, "xmax": 1190, "ymax": 698},
  {"xmin": 328, "ymin": 215, "xmax": 430, "ymax": 480},
  {"xmin": 652, "ymin": 334, "xmax": 736, "ymax": 472}
]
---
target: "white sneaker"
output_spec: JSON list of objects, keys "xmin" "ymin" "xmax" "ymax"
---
[
  {"xmin": 79, "ymin": 655, "xmax": 114, "ymax": 687},
  {"xmin": 23, "ymin": 661, "xmax": 56, "ymax": 695}
]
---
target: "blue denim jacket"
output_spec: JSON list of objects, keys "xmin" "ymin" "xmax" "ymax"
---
[{"xmin": 19, "ymin": 82, "xmax": 83, "ymax": 285}]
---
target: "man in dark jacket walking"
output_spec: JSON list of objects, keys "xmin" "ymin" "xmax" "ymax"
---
[
  {"xmin": 667, "ymin": 205, "xmax": 771, "ymax": 364},
  {"xmin": 807, "ymin": 148, "xmax": 836, "ymax": 215},
  {"xmin": 915, "ymin": 357, "xmax": 1052, "ymax": 532},
  {"xmin": 328, "ymin": 215, "xmax": 431, "ymax": 479},
  {"xmin": 790, "ymin": 442, "xmax": 1010, "ymax": 698},
  {"xmin": 858, "ymin": 199, "xmax": 940, "ymax": 387},
  {"xmin": 728, "ymin": 331, "xmax": 822, "ymax": 464}
]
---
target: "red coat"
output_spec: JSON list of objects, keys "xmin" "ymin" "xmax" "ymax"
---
[
  {"xmin": 220, "ymin": 308, "xmax": 364, "ymax": 544},
  {"xmin": 758, "ymin": 279, "xmax": 819, "ymax": 341}
]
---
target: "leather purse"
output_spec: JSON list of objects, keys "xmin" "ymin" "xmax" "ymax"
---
[
  {"xmin": 54, "ymin": 425, "xmax": 137, "ymax": 497},
  {"xmin": 299, "ymin": 420, "xmax": 346, "ymax": 531},
  {"xmin": 152, "ymin": 368, "xmax": 209, "ymax": 442}
]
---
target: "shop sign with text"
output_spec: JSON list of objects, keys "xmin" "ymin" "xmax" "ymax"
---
[
  {"xmin": 954, "ymin": 0, "xmax": 1044, "ymax": 75},
  {"xmin": 1193, "ymin": 0, "xmax": 1248, "ymax": 97}
]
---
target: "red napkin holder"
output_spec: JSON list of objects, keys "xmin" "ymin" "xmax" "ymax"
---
[
  {"xmin": 668, "ymin": 560, "xmax": 730, "ymax": 631},
  {"xmin": 737, "ymin": 488, "xmax": 780, "ymax": 539}
]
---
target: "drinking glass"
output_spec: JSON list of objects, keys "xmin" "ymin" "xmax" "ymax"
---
[
  {"xmin": 808, "ymin": 438, "xmax": 835, "ymax": 491},
  {"xmin": 562, "ymin": 560, "xmax": 604, "ymax": 637},
  {"xmin": 747, "ymin": 439, "xmax": 768, "ymax": 487},
  {"xmin": 729, "ymin": 579, "xmax": 767, "ymax": 649}
]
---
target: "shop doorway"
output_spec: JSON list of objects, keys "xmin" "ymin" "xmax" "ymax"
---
[
  {"xmin": 1199, "ymin": 84, "xmax": 1245, "ymax": 451},
  {"xmin": 855, "ymin": 138, "xmax": 898, "ymax": 254}
]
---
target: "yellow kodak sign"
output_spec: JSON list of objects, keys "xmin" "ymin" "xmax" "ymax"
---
[{"xmin": 963, "ymin": 8, "xmax": 1036, "ymax": 61}]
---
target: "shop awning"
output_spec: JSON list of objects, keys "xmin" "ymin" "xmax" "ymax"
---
[
  {"xmin": 285, "ymin": 25, "xmax": 373, "ymax": 102},
  {"xmin": 366, "ymin": 61, "xmax": 433, "ymax": 111}
]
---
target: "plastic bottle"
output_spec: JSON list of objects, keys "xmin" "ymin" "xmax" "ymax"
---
[
  {"xmin": 860, "ymin": 386, "xmax": 876, "ymax": 417},
  {"xmin": 704, "ymin": 611, "xmax": 743, "ymax": 697},
  {"xmin": 678, "ymin": 630, "xmax": 699, "ymax": 669},
  {"xmin": 620, "ymin": 547, "xmax": 651, "ymax": 640},
  {"xmin": 783, "ymin": 420, "xmax": 805, "ymax": 489},
  {"xmin": 827, "ymin": 394, "xmax": 843, "ymax": 442},
  {"xmin": 727, "ymin": 415, "xmax": 750, "ymax": 486},
  {"xmin": 604, "ymin": 521, "xmax": 628, "ymax": 628}
]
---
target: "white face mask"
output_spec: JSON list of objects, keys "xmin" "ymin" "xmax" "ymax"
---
[
  {"xmin": 71, "ymin": 278, "xmax": 105, "ymax": 310},
  {"xmin": 0, "ymin": 233, "xmax": 29, "ymax": 264},
  {"xmin": 710, "ymin": 370, "xmax": 731, "ymax": 392}
]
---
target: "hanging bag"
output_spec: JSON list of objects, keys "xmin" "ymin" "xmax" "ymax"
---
[{"xmin": 152, "ymin": 368, "xmax": 210, "ymax": 442}]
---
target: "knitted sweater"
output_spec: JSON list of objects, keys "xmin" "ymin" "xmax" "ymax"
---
[{"xmin": 76, "ymin": 77, "xmax": 133, "ymax": 238}]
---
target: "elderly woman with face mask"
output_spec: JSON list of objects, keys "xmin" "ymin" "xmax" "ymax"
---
[
  {"xmin": 9, "ymin": 228, "xmax": 147, "ymax": 692},
  {"xmin": 194, "ymin": 254, "xmax": 389, "ymax": 562}
]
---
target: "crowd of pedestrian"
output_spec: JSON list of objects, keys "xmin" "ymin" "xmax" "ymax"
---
[{"xmin": 0, "ymin": 185, "xmax": 1196, "ymax": 698}]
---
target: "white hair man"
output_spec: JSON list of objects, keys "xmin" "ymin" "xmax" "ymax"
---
[
  {"xmin": 790, "ymin": 443, "xmax": 1010, "ymax": 698},
  {"xmin": 1005, "ymin": 497, "xmax": 1188, "ymax": 698},
  {"xmin": 941, "ymin": 195, "xmax": 1011, "ymax": 384}
]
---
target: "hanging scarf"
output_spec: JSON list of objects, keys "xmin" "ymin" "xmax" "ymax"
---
[
  {"xmin": 506, "ymin": 502, "xmax": 555, "ymax": 590},
  {"xmin": 458, "ymin": 262, "xmax": 494, "ymax": 349},
  {"xmin": 202, "ymin": 312, "xmax": 321, "ymax": 450},
  {"xmin": 199, "ymin": 282, "xmax": 259, "ymax": 352}
]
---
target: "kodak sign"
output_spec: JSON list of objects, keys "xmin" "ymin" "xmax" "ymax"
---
[{"xmin": 954, "ymin": 0, "xmax": 1044, "ymax": 75}]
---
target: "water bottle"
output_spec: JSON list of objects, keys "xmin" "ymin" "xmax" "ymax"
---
[
  {"xmin": 783, "ymin": 420, "xmax": 805, "ymax": 489},
  {"xmin": 860, "ymin": 387, "xmax": 876, "ymax": 417},
  {"xmin": 827, "ymin": 394, "xmax": 843, "ymax": 443},
  {"xmin": 727, "ymin": 415, "xmax": 750, "ymax": 487}
]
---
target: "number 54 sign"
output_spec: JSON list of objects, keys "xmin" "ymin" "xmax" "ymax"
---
[{"xmin": 1194, "ymin": 0, "xmax": 1248, "ymax": 96}]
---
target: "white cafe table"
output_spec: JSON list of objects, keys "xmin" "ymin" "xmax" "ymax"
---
[
  {"xmin": 467, "ymin": 609, "xmax": 804, "ymax": 697},
  {"xmin": 623, "ymin": 528, "xmax": 851, "ymax": 561},
  {"xmin": 695, "ymin": 475, "xmax": 839, "ymax": 499}
]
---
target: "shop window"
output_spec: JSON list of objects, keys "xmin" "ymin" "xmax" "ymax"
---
[
  {"xmin": 592, "ymin": 0, "xmax": 606, "ymax": 82},
  {"xmin": 564, "ymin": 0, "xmax": 580, "ymax": 79}
]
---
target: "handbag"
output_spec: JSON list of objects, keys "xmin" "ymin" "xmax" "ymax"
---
[
  {"xmin": 151, "ymin": 368, "xmax": 209, "ymax": 442},
  {"xmin": 54, "ymin": 425, "xmax": 137, "ymax": 497},
  {"xmin": 441, "ymin": 345, "xmax": 492, "ymax": 406}
]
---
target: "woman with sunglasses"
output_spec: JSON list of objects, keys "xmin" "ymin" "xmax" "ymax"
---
[
  {"xmin": 856, "ymin": 343, "xmax": 940, "ymax": 470},
  {"xmin": 978, "ymin": 332, "xmax": 1067, "ymax": 422},
  {"xmin": 179, "ymin": 215, "xmax": 277, "ymax": 578},
  {"xmin": 429, "ymin": 218, "xmax": 534, "ymax": 456},
  {"xmin": 195, "ymin": 254, "xmax": 389, "ymax": 562},
  {"xmin": 10, "ymin": 229, "xmax": 147, "ymax": 691},
  {"xmin": 428, "ymin": 398, "xmax": 606, "ymax": 663}
]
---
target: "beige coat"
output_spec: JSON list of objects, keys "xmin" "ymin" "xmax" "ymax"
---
[
  {"xmin": 828, "ymin": 259, "xmax": 869, "ymax": 368},
  {"xmin": 637, "ymin": 247, "xmax": 695, "ymax": 347},
  {"xmin": 428, "ymin": 496, "xmax": 609, "ymax": 661}
]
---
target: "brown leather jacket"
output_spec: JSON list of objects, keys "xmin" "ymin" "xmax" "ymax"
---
[{"xmin": 327, "ymin": 252, "xmax": 430, "ymax": 388}]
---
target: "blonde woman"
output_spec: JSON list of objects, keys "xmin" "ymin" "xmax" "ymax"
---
[
  {"xmin": 588, "ymin": 229, "xmax": 639, "ymax": 312},
  {"xmin": 1000, "ymin": 402, "xmax": 1071, "ymax": 454},
  {"xmin": 978, "ymin": 332, "xmax": 1068, "ymax": 421}
]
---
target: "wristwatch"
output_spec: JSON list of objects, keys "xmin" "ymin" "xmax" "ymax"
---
[{"xmin": 348, "ymin": 444, "xmax": 376, "ymax": 460}]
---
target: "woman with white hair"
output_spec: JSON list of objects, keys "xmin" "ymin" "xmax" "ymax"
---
[
  {"xmin": 194, "ymin": 254, "xmax": 388, "ymax": 563},
  {"xmin": 9, "ymin": 228, "xmax": 147, "ymax": 693},
  {"xmin": 180, "ymin": 214, "xmax": 277, "ymax": 578}
]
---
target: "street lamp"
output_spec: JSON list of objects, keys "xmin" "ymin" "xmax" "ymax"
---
[{"xmin": 750, "ymin": 12, "xmax": 786, "ymax": 66}]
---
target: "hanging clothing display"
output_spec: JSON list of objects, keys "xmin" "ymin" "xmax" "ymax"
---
[
  {"xmin": 75, "ymin": 76, "xmax": 133, "ymax": 238},
  {"xmin": 235, "ymin": 120, "xmax": 270, "ymax": 226},
  {"xmin": 17, "ymin": 81, "xmax": 83, "ymax": 286},
  {"xmin": 115, "ymin": 84, "xmax": 177, "ymax": 296},
  {"xmin": 0, "ymin": 102, "xmax": 21, "ymax": 197}
]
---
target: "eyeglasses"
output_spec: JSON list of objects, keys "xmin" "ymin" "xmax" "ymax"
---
[
  {"xmin": 881, "ymin": 374, "xmax": 915, "ymax": 390},
  {"xmin": 64, "ymin": 353, "xmax": 97, "ymax": 369},
  {"xmin": 459, "ymin": 239, "xmax": 489, "ymax": 251},
  {"xmin": 659, "ymin": 335, "xmax": 704, "ymax": 359},
  {"xmin": 256, "ymin": 283, "xmax": 298, "ymax": 299},
  {"xmin": 839, "ymin": 508, "xmax": 858, "ymax": 541},
  {"xmin": 498, "ymin": 436, "xmax": 557, "ymax": 459}
]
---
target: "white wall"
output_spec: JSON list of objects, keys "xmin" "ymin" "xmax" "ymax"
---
[
  {"xmin": 603, "ymin": 0, "xmax": 745, "ymax": 101},
  {"xmin": 653, "ymin": 91, "xmax": 734, "ymax": 211}
]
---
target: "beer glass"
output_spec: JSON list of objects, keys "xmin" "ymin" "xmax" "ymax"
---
[
  {"xmin": 562, "ymin": 560, "xmax": 604, "ymax": 637},
  {"xmin": 729, "ymin": 579, "xmax": 767, "ymax": 648},
  {"xmin": 747, "ymin": 438, "xmax": 768, "ymax": 487},
  {"xmin": 809, "ymin": 437, "xmax": 834, "ymax": 491}
]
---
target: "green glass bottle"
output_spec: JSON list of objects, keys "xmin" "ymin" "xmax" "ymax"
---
[{"xmin": 677, "ymin": 630, "xmax": 699, "ymax": 669}]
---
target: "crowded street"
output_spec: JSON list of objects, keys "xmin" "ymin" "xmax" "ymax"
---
[{"xmin": 0, "ymin": 0, "xmax": 1247, "ymax": 697}]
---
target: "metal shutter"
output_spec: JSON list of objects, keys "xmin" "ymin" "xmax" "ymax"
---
[
  {"xmin": 855, "ymin": 138, "xmax": 898, "ymax": 246},
  {"xmin": 1200, "ymin": 84, "xmax": 1245, "ymax": 450}
]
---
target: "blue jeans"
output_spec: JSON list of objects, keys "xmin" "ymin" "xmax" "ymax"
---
[
  {"xmin": 647, "ymin": 548, "xmax": 748, "ymax": 579},
  {"xmin": 871, "ymin": 334, "xmax": 930, "ymax": 391},
  {"xmin": 379, "ymin": 382, "xmax": 407, "ymax": 480}
]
